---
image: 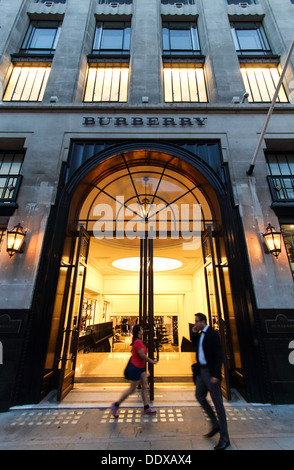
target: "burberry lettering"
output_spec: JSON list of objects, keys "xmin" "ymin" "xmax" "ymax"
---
[{"xmin": 82, "ymin": 116, "xmax": 208, "ymax": 127}]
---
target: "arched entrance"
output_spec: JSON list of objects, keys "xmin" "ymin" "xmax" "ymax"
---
[{"xmin": 43, "ymin": 146, "xmax": 244, "ymax": 402}]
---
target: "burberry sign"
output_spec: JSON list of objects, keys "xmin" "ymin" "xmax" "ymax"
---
[{"xmin": 82, "ymin": 115, "xmax": 208, "ymax": 127}]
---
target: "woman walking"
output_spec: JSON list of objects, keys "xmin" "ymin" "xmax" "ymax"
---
[{"xmin": 111, "ymin": 324, "xmax": 157, "ymax": 418}]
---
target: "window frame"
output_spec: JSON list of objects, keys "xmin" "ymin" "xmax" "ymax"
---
[
  {"xmin": 163, "ymin": 63, "xmax": 208, "ymax": 103},
  {"xmin": 231, "ymin": 22, "xmax": 272, "ymax": 56},
  {"xmin": 0, "ymin": 151, "xmax": 25, "ymax": 210},
  {"xmin": 240, "ymin": 65, "xmax": 288, "ymax": 103},
  {"xmin": 162, "ymin": 22, "xmax": 201, "ymax": 56},
  {"xmin": 227, "ymin": 0, "xmax": 256, "ymax": 4},
  {"xmin": 0, "ymin": 227, "xmax": 6, "ymax": 253},
  {"xmin": 92, "ymin": 21, "xmax": 131, "ymax": 56},
  {"xmin": 20, "ymin": 20, "xmax": 62, "ymax": 55},
  {"xmin": 281, "ymin": 224, "xmax": 294, "ymax": 281},
  {"xmin": 84, "ymin": 63, "xmax": 129, "ymax": 102},
  {"xmin": 266, "ymin": 152, "xmax": 294, "ymax": 202},
  {"xmin": 3, "ymin": 64, "xmax": 51, "ymax": 102}
]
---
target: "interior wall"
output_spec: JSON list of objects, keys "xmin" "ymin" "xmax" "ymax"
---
[{"xmin": 83, "ymin": 260, "xmax": 207, "ymax": 346}]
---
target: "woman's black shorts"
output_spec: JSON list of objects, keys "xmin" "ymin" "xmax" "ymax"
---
[{"xmin": 126, "ymin": 362, "xmax": 146, "ymax": 381}]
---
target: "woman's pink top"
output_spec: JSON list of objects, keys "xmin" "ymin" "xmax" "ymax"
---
[{"xmin": 131, "ymin": 338, "xmax": 147, "ymax": 368}]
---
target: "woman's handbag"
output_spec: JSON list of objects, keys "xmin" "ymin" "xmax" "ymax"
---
[{"xmin": 124, "ymin": 357, "xmax": 132, "ymax": 380}]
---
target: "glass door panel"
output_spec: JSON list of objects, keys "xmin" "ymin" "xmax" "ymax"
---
[
  {"xmin": 202, "ymin": 228, "xmax": 231, "ymax": 400},
  {"xmin": 57, "ymin": 225, "xmax": 89, "ymax": 401}
]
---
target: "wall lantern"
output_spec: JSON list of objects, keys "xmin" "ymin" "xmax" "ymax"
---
[
  {"xmin": 6, "ymin": 223, "xmax": 26, "ymax": 258},
  {"xmin": 263, "ymin": 223, "xmax": 281, "ymax": 258}
]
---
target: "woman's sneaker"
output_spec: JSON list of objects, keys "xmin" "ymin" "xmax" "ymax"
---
[
  {"xmin": 111, "ymin": 403, "xmax": 119, "ymax": 418},
  {"xmin": 143, "ymin": 406, "xmax": 156, "ymax": 415}
]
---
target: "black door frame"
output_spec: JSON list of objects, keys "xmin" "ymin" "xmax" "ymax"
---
[
  {"xmin": 139, "ymin": 235, "xmax": 155, "ymax": 400},
  {"xmin": 13, "ymin": 141, "xmax": 268, "ymax": 406},
  {"xmin": 57, "ymin": 225, "xmax": 89, "ymax": 401}
]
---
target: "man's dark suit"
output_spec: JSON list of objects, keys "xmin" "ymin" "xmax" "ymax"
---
[
  {"xmin": 192, "ymin": 326, "xmax": 229, "ymax": 446},
  {"xmin": 192, "ymin": 326, "xmax": 223, "ymax": 380}
]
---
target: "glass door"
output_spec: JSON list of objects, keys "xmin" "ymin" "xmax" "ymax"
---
[
  {"xmin": 57, "ymin": 225, "xmax": 90, "ymax": 401},
  {"xmin": 202, "ymin": 227, "xmax": 231, "ymax": 400},
  {"xmin": 139, "ymin": 235, "xmax": 155, "ymax": 400}
]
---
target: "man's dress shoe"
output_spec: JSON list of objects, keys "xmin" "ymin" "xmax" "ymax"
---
[
  {"xmin": 214, "ymin": 440, "xmax": 230, "ymax": 450},
  {"xmin": 203, "ymin": 426, "xmax": 220, "ymax": 438}
]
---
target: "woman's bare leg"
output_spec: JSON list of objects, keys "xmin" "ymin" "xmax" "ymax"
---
[
  {"xmin": 140, "ymin": 372, "xmax": 148, "ymax": 406},
  {"xmin": 117, "ymin": 380, "xmax": 140, "ymax": 405}
]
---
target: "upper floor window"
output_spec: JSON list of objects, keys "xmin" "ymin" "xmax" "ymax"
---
[
  {"xmin": 267, "ymin": 153, "xmax": 294, "ymax": 178},
  {"xmin": 231, "ymin": 22, "xmax": 271, "ymax": 56},
  {"xmin": 20, "ymin": 21, "xmax": 61, "ymax": 55},
  {"xmin": 281, "ymin": 225, "xmax": 294, "ymax": 281},
  {"xmin": 3, "ymin": 65, "xmax": 51, "ymax": 102},
  {"xmin": 163, "ymin": 64, "xmax": 208, "ymax": 102},
  {"xmin": 0, "ymin": 151, "xmax": 24, "ymax": 208},
  {"xmin": 161, "ymin": 1, "xmax": 195, "ymax": 4},
  {"xmin": 92, "ymin": 22, "xmax": 131, "ymax": 55},
  {"xmin": 162, "ymin": 22, "xmax": 200, "ymax": 55},
  {"xmin": 266, "ymin": 152, "xmax": 294, "ymax": 202},
  {"xmin": 0, "ymin": 228, "xmax": 5, "ymax": 252},
  {"xmin": 227, "ymin": 0, "xmax": 256, "ymax": 4},
  {"xmin": 36, "ymin": 0, "xmax": 67, "ymax": 3},
  {"xmin": 240, "ymin": 65, "xmax": 288, "ymax": 103},
  {"xmin": 98, "ymin": 0, "xmax": 133, "ymax": 4},
  {"xmin": 84, "ymin": 64, "xmax": 129, "ymax": 102}
]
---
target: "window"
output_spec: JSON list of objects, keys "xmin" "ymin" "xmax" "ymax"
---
[
  {"xmin": 3, "ymin": 65, "xmax": 51, "ymax": 102},
  {"xmin": 227, "ymin": 0, "xmax": 256, "ymax": 4},
  {"xmin": 281, "ymin": 225, "xmax": 294, "ymax": 280},
  {"xmin": 162, "ymin": 22, "xmax": 200, "ymax": 55},
  {"xmin": 163, "ymin": 64, "xmax": 207, "ymax": 102},
  {"xmin": 92, "ymin": 22, "xmax": 130, "ymax": 55},
  {"xmin": 161, "ymin": 0, "xmax": 195, "ymax": 4},
  {"xmin": 240, "ymin": 65, "xmax": 288, "ymax": 103},
  {"xmin": 231, "ymin": 22, "xmax": 271, "ymax": 56},
  {"xmin": 98, "ymin": 0, "xmax": 133, "ymax": 4},
  {"xmin": 162, "ymin": 22, "xmax": 206, "ymax": 102},
  {"xmin": 36, "ymin": 0, "xmax": 67, "ymax": 3},
  {"xmin": 0, "ymin": 228, "xmax": 5, "ymax": 252},
  {"xmin": 20, "ymin": 21, "xmax": 61, "ymax": 55},
  {"xmin": 84, "ymin": 65, "xmax": 129, "ymax": 102},
  {"xmin": 266, "ymin": 152, "xmax": 294, "ymax": 201},
  {"xmin": 0, "ymin": 151, "xmax": 24, "ymax": 206}
]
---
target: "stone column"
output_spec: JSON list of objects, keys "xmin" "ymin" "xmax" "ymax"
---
[
  {"xmin": 43, "ymin": 0, "xmax": 95, "ymax": 104},
  {"xmin": 199, "ymin": 0, "xmax": 245, "ymax": 103},
  {"xmin": 129, "ymin": 0, "xmax": 162, "ymax": 105}
]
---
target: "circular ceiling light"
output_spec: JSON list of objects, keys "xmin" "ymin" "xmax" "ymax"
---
[{"xmin": 112, "ymin": 257, "xmax": 183, "ymax": 272}]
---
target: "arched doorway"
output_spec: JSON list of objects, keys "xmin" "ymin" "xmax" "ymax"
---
[{"xmin": 44, "ymin": 147, "xmax": 243, "ymax": 402}]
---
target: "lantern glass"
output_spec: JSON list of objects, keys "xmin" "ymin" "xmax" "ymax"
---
[
  {"xmin": 263, "ymin": 224, "xmax": 281, "ymax": 257},
  {"xmin": 7, "ymin": 223, "xmax": 26, "ymax": 257}
]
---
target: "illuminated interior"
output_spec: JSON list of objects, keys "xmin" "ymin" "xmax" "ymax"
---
[
  {"xmin": 84, "ymin": 65, "xmax": 129, "ymax": 102},
  {"xmin": 241, "ymin": 66, "xmax": 288, "ymax": 103},
  {"xmin": 3, "ymin": 65, "xmax": 51, "ymax": 102},
  {"xmin": 112, "ymin": 257, "xmax": 183, "ymax": 272},
  {"xmin": 55, "ymin": 150, "xmax": 232, "ymax": 386},
  {"xmin": 163, "ymin": 65, "xmax": 208, "ymax": 102}
]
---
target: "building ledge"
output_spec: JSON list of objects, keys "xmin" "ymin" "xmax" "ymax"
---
[{"xmin": 1, "ymin": 102, "xmax": 294, "ymax": 114}]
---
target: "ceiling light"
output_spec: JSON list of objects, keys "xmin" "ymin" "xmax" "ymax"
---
[{"xmin": 112, "ymin": 257, "xmax": 182, "ymax": 272}]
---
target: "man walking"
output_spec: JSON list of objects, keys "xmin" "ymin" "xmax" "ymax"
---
[{"xmin": 192, "ymin": 313, "xmax": 230, "ymax": 450}]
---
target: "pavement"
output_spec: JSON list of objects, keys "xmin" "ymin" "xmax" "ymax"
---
[{"xmin": 1, "ymin": 384, "xmax": 294, "ymax": 457}]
